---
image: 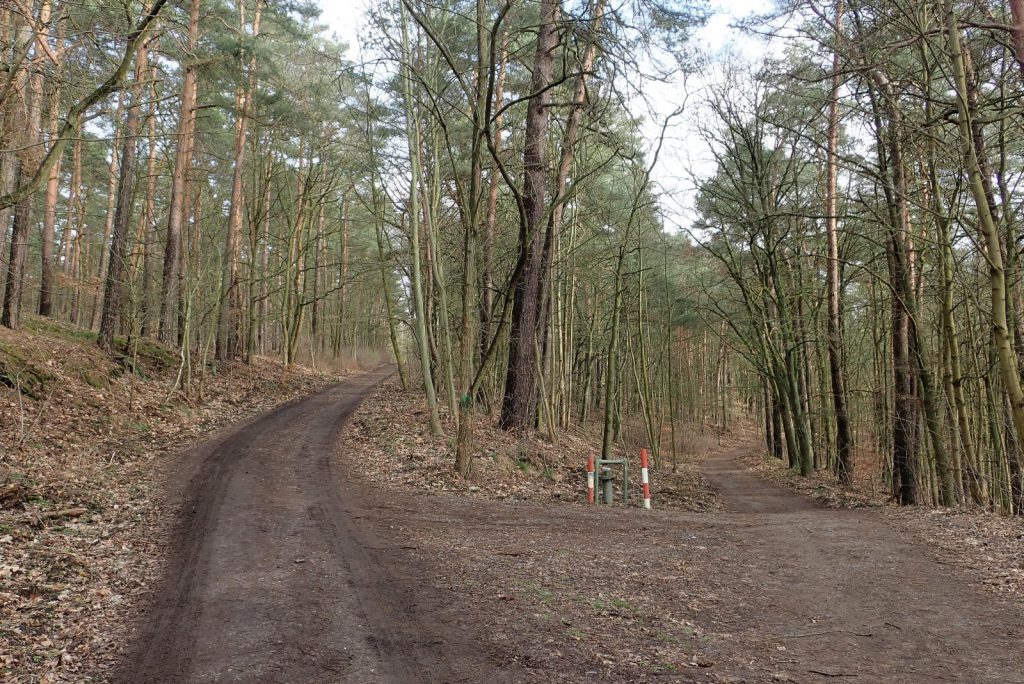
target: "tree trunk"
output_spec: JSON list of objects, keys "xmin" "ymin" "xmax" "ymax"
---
[
  {"xmin": 160, "ymin": 0, "xmax": 200, "ymax": 346},
  {"xmin": 1009, "ymin": 0, "xmax": 1024, "ymax": 80},
  {"xmin": 38, "ymin": 74, "xmax": 63, "ymax": 318},
  {"xmin": 97, "ymin": 35, "xmax": 149, "ymax": 351},
  {"xmin": 453, "ymin": 0, "xmax": 492, "ymax": 477},
  {"xmin": 399, "ymin": 2, "xmax": 442, "ymax": 434},
  {"xmin": 217, "ymin": 0, "xmax": 262, "ymax": 362},
  {"xmin": 943, "ymin": 2, "xmax": 1024, "ymax": 495},
  {"xmin": 601, "ymin": 248, "xmax": 624, "ymax": 459},
  {"xmin": 825, "ymin": 0, "xmax": 853, "ymax": 485},
  {"xmin": 480, "ymin": 28, "xmax": 507, "ymax": 373},
  {"xmin": 1, "ymin": 71, "xmax": 43, "ymax": 329},
  {"xmin": 139, "ymin": 48, "xmax": 160, "ymax": 337},
  {"xmin": 500, "ymin": 0, "xmax": 560, "ymax": 430},
  {"xmin": 91, "ymin": 96, "xmax": 124, "ymax": 331}
]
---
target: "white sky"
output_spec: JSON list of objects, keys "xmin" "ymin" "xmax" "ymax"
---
[
  {"xmin": 317, "ymin": 0, "xmax": 371, "ymax": 54},
  {"xmin": 315, "ymin": 0, "xmax": 772, "ymax": 228}
]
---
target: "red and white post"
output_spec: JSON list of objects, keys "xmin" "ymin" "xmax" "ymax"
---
[
  {"xmin": 640, "ymin": 448, "xmax": 651, "ymax": 509},
  {"xmin": 586, "ymin": 454, "xmax": 596, "ymax": 504}
]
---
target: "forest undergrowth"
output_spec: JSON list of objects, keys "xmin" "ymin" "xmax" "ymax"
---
[{"xmin": 344, "ymin": 377, "xmax": 725, "ymax": 514}]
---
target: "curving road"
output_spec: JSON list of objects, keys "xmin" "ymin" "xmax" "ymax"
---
[
  {"xmin": 116, "ymin": 376, "xmax": 1024, "ymax": 683},
  {"xmin": 116, "ymin": 367, "xmax": 484, "ymax": 683}
]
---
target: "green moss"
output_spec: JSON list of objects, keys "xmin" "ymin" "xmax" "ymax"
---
[
  {"xmin": 109, "ymin": 337, "xmax": 178, "ymax": 379},
  {"xmin": 135, "ymin": 338, "xmax": 178, "ymax": 369},
  {"xmin": 0, "ymin": 345, "xmax": 54, "ymax": 399},
  {"xmin": 23, "ymin": 316, "xmax": 96, "ymax": 343},
  {"xmin": 78, "ymin": 368, "xmax": 110, "ymax": 389}
]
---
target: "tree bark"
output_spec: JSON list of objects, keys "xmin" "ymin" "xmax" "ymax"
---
[
  {"xmin": 480, "ymin": 28, "xmax": 507, "ymax": 375},
  {"xmin": 944, "ymin": 1, "xmax": 1024, "ymax": 498},
  {"xmin": 159, "ymin": 0, "xmax": 199, "ymax": 346},
  {"xmin": 399, "ymin": 0, "xmax": 442, "ymax": 434},
  {"xmin": 139, "ymin": 51, "xmax": 160, "ymax": 337},
  {"xmin": 500, "ymin": 0, "xmax": 561, "ymax": 430},
  {"xmin": 1, "ymin": 70, "xmax": 43, "ymax": 329},
  {"xmin": 865, "ymin": 69, "xmax": 917, "ymax": 504},
  {"xmin": 217, "ymin": 0, "xmax": 262, "ymax": 362},
  {"xmin": 1009, "ymin": 0, "xmax": 1024, "ymax": 79},
  {"xmin": 38, "ymin": 80, "xmax": 61, "ymax": 318},
  {"xmin": 98, "ymin": 34, "xmax": 149, "ymax": 351},
  {"xmin": 825, "ymin": 0, "xmax": 853, "ymax": 485},
  {"xmin": 91, "ymin": 97, "xmax": 124, "ymax": 331}
]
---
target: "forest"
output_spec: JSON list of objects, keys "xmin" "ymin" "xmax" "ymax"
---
[
  {"xmin": 7, "ymin": 1, "xmax": 1024, "ymax": 682},
  {"xmin": 4, "ymin": 0, "xmax": 1024, "ymax": 516}
]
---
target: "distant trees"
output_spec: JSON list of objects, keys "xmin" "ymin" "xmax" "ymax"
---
[
  {"xmin": 375, "ymin": 0, "xmax": 705, "ymax": 478},
  {"xmin": 1, "ymin": 0, "xmax": 397, "ymax": 383},
  {"xmin": 693, "ymin": 0, "xmax": 1024, "ymax": 512},
  {"xmin": 11, "ymin": 0, "xmax": 1024, "ymax": 514}
]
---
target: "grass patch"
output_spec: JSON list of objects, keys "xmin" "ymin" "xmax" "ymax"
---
[
  {"xmin": 565, "ymin": 626, "xmax": 587, "ymax": 640},
  {"xmin": 516, "ymin": 580, "xmax": 554, "ymax": 602},
  {"xmin": 591, "ymin": 597, "xmax": 635, "ymax": 613}
]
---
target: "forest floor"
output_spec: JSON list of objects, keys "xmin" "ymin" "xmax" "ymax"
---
[
  {"xmin": 0, "ymin": 317, "xmax": 351, "ymax": 682},
  {"xmin": 5, "ymin": 350, "xmax": 1024, "ymax": 682},
  {"xmin": 114, "ymin": 377, "xmax": 1023, "ymax": 683},
  {"xmin": 742, "ymin": 452, "xmax": 1024, "ymax": 599}
]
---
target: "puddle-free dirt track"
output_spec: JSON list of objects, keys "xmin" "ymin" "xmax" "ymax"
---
[{"xmin": 118, "ymin": 371, "xmax": 1024, "ymax": 683}]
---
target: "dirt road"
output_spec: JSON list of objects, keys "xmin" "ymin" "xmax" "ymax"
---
[
  {"xmin": 696, "ymin": 448, "xmax": 1024, "ymax": 682},
  {"xmin": 117, "ymin": 367, "xmax": 490, "ymax": 683},
  {"xmin": 119, "ymin": 376, "xmax": 1024, "ymax": 683}
]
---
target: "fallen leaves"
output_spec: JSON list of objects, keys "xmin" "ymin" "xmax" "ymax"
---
[
  {"xmin": 741, "ymin": 452, "xmax": 886, "ymax": 509},
  {"xmin": 343, "ymin": 379, "xmax": 723, "ymax": 514},
  {"xmin": 888, "ymin": 507, "xmax": 1024, "ymax": 600}
]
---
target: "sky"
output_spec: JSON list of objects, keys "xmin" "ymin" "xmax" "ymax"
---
[
  {"xmin": 317, "ymin": 0, "xmax": 372, "ymax": 54},
  {"xmin": 316, "ymin": 0, "xmax": 770, "ymax": 55},
  {"xmin": 314, "ymin": 0, "xmax": 774, "ymax": 229}
]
